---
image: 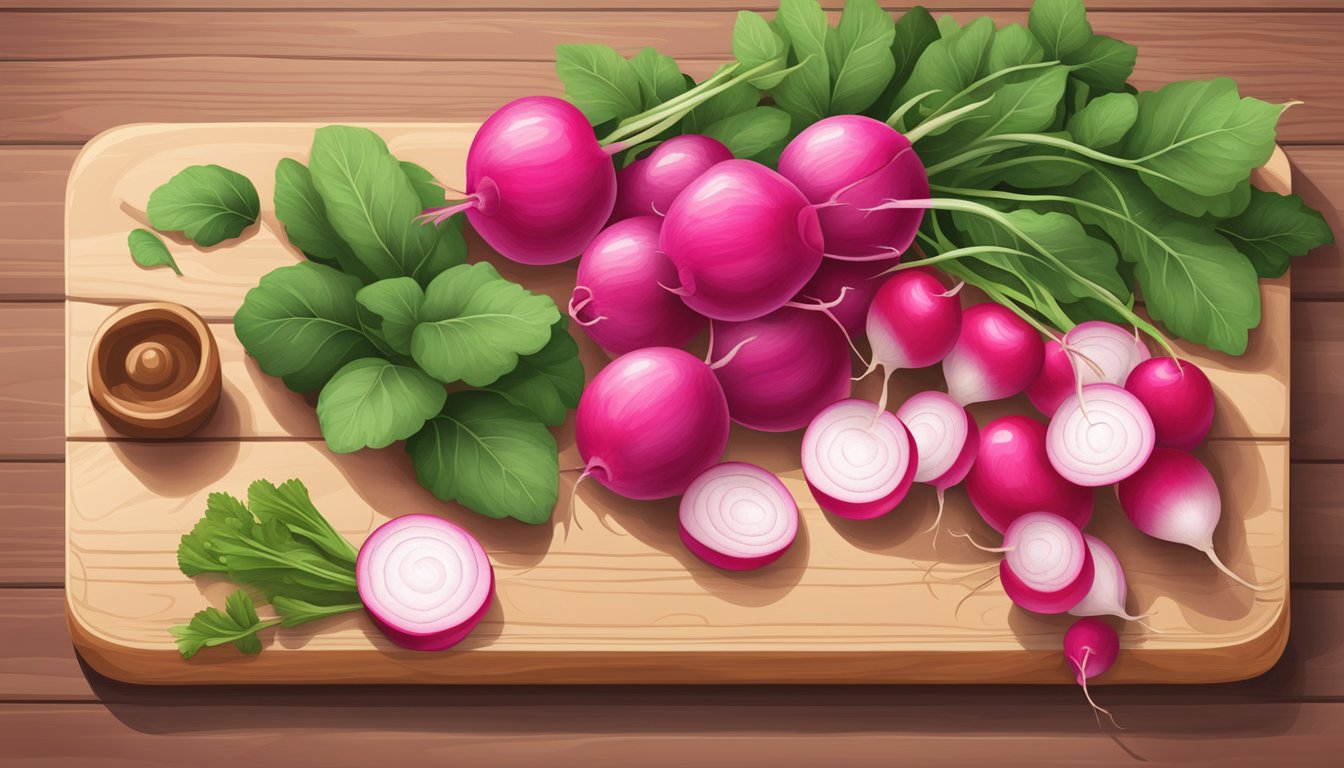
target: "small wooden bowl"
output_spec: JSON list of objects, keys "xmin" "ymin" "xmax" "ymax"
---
[{"xmin": 88, "ymin": 302, "xmax": 222, "ymax": 438}]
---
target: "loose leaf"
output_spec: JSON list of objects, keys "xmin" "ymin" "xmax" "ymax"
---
[
  {"xmin": 147, "ymin": 164, "xmax": 259, "ymax": 247},
  {"xmin": 1216, "ymin": 188, "xmax": 1335, "ymax": 278},
  {"xmin": 555, "ymin": 44, "xmax": 643, "ymax": 124},
  {"xmin": 234, "ymin": 262, "xmax": 382, "ymax": 393},
  {"xmin": 896, "ymin": 17, "xmax": 995, "ymax": 125},
  {"xmin": 703, "ymin": 106, "xmax": 792, "ymax": 158},
  {"xmin": 407, "ymin": 391, "xmax": 559, "ymax": 524},
  {"xmin": 1067, "ymin": 91, "xmax": 1137, "ymax": 148},
  {"xmin": 170, "ymin": 590, "xmax": 279, "ymax": 659},
  {"xmin": 986, "ymin": 24, "xmax": 1045, "ymax": 72},
  {"xmin": 317, "ymin": 358, "xmax": 447, "ymax": 453},
  {"xmin": 1064, "ymin": 35, "xmax": 1136, "ymax": 94},
  {"xmin": 356, "ymin": 277, "xmax": 425, "ymax": 355},
  {"xmin": 824, "ymin": 0, "xmax": 896, "ymax": 115},
  {"xmin": 485, "ymin": 320, "xmax": 586, "ymax": 426},
  {"xmin": 273, "ymin": 158, "xmax": 366, "ymax": 278},
  {"xmin": 127, "ymin": 228, "xmax": 181, "ymax": 275},
  {"xmin": 628, "ymin": 46, "xmax": 687, "ymax": 109},
  {"xmin": 683, "ymin": 74, "xmax": 760, "ymax": 134},
  {"xmin": 918, "ymin": 66, "xmax": 1068, "ymax": 166},
  {"xmin": 412, "ymin": 262, "xmax": 560, "ymax": 387}
]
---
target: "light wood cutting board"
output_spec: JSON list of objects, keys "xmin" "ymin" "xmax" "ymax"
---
[{"xmin": 65, "ymin": 123, "xmax": 1292, "ymax": 684}]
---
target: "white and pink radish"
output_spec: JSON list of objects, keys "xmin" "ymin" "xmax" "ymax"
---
[
  {"xmin": 660, "ymin": 159, "xmax": 825, "ymax": 321},
  {"xmin": 1125, "ymin": 357, "xmax": 1215, "ymax": 450},
  {"xmin": 612, "ymin": 135, "xmax": 733, "ymax": 221},
  {"xmin": 1070, "ymin": 535, "xmax": 1148, "ymax": 623},
  {"xmin": 1028, "ymin": 321, "xmax": 1151, "ymax": 417},
  {"xmin": 1117, "ymin": 448, "xmax": 1271, "ymax": 591},
  {"xmin": 777, "ymin": 114, "xmax": 929, "ymax": 258},
  {"xmin": 1046, "ymin": 384, "xmax": 1155, "ymax": 488},
  {"xmin": 991, "ymin": 512, "xmax": 1096, "ymax": 615},
  {"xmin": 575, "ymin": 346, "xmax": 732, "ymax": 500},
  {"xmin": 1064, "ymin": 617, "xmax": 1121, "ymax": 726},
  {"xmin": 796, "ymin": 259, "xmax": 890, "ymax": 338},
  {"xmin": 710, "ymin": 307, "xmax": 852, "ymax": 432},
  {"xmin": 865, "ymin": 269, "xmax": 963, "ymax": 415},
  {"xmin": 419, "ymin": 96, "xmax": 617, "ymax": 265},
  {"xmin": 679, "ymin": 462, "xmax": 799, "ymax": 571},
  {"xmin": 801, "ymin": 399, "xmax": 917, "ymax": 520},
  {"xmin": 356, "ymin": 514, "xmax": 494, "ymax": 652},
  {"xmin": 569, "ymin": 216, "xmax": 706, "ymax": 356},
  {"xmin": 943, "ymin": 303, "xmax": 1045, "ymax": 406},
  {"xmin": 965, "ymin": 416, "xmax": 1092, "ymax": 533},
  {"xmin": 895, "ymin": 391, "xmax": 979, "ymax": 533}
]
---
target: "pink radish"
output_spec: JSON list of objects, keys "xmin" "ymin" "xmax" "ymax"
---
[
  {"xmin": 1028, "ymin": 321, "xmax": 1152, "ymax": 417},
  {"xmin": 1070, "ymin": 535, "xmax": 1147, "ymax": 622},
  {"xmin": 865, "ymin": 269, "xmax": 962, "ymax": 415},
  {"xmin": 965, "ymin": 416, "xmax": 1092, "ymax": 533},
  {"xmin": 679, "ymin": 462, "xmax": 799, "ymax": 570},
  {"xmin": 356, "ymin": 514, "xmax": 494, "ymax": 651},
  {"xmin": 612, "ymin": 135, "xmax": 733, "ymax": 221},
  {"xmin": 943, "ymin": 303, "xmax": 1045, "ymax": 405},
  {"xmin": 660, "ymin": 159, "xmax": 824, "ymax": 321},
  {"xmin": 569, "ymin": 216, "xmax": 706, "ymax": 356},
  {"xmin": 1117, "ymin": 448, "xmax": 1271, "ymax": 591},
  {"xmin": 795, "ymin": 258, "xmax": 892, "ymax": 338},
  {"xmin": 801, "ymin": 398, "xmax": 917, "ymax": 520},
  {"xmin": 895, "ymin": 391, "xmax": 979, "ymax": 534},
  {"xmin": 1125, "ymin": 357, "xmax": 1215, "ymax": 450},
  {"xmin": 777, "ymin": 114, "xmax": 929, "ymax": 258},
  {"xmin": 1046, "ymin": 384, "xmax": 1155, "ymax": 487},
  {"xmin": 1064, "ymin": 617, "xmax": 1121, "ymax": 726},
  {"xmin": 993, "ymin": 512, "xmax": 1095, "ymax": 615},
  {"xmin": 709, "ymin": 307, "xmax": 852, "ymax": 432},
  {"xmin": 419, "ymin": 96, "xmax": 617, "ymax": 265}
]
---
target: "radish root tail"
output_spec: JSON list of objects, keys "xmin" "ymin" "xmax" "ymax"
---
[
  {"xmin": 1078, "ymin": 649, "xmax": 1124, "ymax": 730},
  {"xmin": 1203, "ymin": 548, "xmax": 1274, "ymax": 592},
  {"xmin": 949, "ymin": 529, "xmax": 1012, "ymax": 554}
]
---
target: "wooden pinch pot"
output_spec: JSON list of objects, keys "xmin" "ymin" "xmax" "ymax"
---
[{"xmin": 88, "ymin": 301, "xmax": 222, "ymax": 438}]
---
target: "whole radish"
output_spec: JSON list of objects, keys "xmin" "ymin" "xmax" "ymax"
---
[
  {"xmin": 612, "ymin": 135, "xmax": 733, "ymax": 221},
  {"xmin": 1125, "ymin": 357, "xmax": 1215, "ymax": 450},
  {"xmin": 1070, "ymin": 535, "xmax": 1148, "ymax": 623},
  {"xmin": 895, "ymin": 391, "xmax": 979, "ymax": 535},
  {"xmin": 1064, "ymin": 617, "xmax": 1121, "ymax": 726},
  {"xmin": 943, "ymin": 303, "xmax": 1045, "ymax": 405},
  {"xmin": 1046, "ymin": 384, "xmax": 1155, "ymax": 487},
  {"xmin": 679, "ymin": 462, "xmax": 799, "ymax": 571},
  {"xmin": 965, "ymin": 415, "xmax": 1092, "ymax": 533},
  {"xmin": 795, "ymin": 259, "xmax": 891, "ymax": 339},
  {"xmin": 569, "ymin": 216, "xmax": 706, "ymax": 356},
  {"xmin": 865, "ymin": 269, "xmax": 962, "ymax": 415},
  {"xmin": 1028, "ymin": 321, "xmax": 1151, "ymax": 417},
  {"xmin": 778, "ymin": 114, "xmax": 929, "ymax": 258},
  {"xmin": 419, "ymin": 96, "xmax": 617, "ymax": 265},
  {"xmin": 801, "ymin": 399, "xmax": 917, "ymax": 520}
]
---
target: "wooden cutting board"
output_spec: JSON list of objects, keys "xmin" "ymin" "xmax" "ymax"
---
[{"xmin": 65, "ymin": 123, "xmax": 1292, "ymax": 685}]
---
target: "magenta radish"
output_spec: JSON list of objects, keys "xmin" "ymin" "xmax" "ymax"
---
[
  {"xmin": 1064, "ymin": 617, "xmax": 1121, "ymax": 725},
  {"xmin": 659, "ymin": 159, "xmax": 824, "ymax": 321},
  {"xmin": 1125, "ymin": 357, "xmax": 1215, "ymax": 450},
  {"xmin": 895, "ymin": 391, "xmax": 979, "ymax": 532},
  {"xmin": 569, "ymin": 216, "xmax": 706, "ymax": 355},
  {"xmin": 777, "ymin": 115, "xmax": 929, "ymax": 258},
  {"xmin": 992, "ymin": 512, "xmax": 1095, "ymax": 615},
  {"xmin": 612, "ymin": 135, "xmax": 733, "ymax": 221},
  {"xmin": 679, "ymin": 462, "xmax": 799, "ymax": 570},
  {"xmin": 943, "ymin": 303, "xmax": 1045, "ymax": 406},
  {"xmin": 355, "ymin": 514, "xmax": 494, "ymax": 652},
  {"xmin": 1028, "ymin": 321, "xmax": 1152, "ymax": 417},
  {"xmin": 1046, "ymin": 384, "xmax": 1155, "ymax": 487},
  {"xmin": 575, "ymin": 347, "xmax": 731, "ymax": 500},
  {"xmin": 865, "ymin": 269, "xmax": 962, "ymax": 415},
  {"xmin": 419, "ymin": 96, "xmax": 617, "ymax": 265},
  {"xmin": 795, "ymin": 259, "xmax": 892, "ymax": 338},
  {"xmin": 1070, "ymin": 535, "xmax": 1146, "ymax": 622},
  {"xmin": 1117, "ymin": 448, "xmax": 1271, "ymax": 591},
  {"xmin": 709, "ymin": 307, "xmax": 852, "ymax": 432},
  {"xmin": 965, "ymin": 416, "xmax": 1092, "ymax": 533},
  {"xmin": 801, "ymin": 398, "xmax": 917, "ymax": 520}
]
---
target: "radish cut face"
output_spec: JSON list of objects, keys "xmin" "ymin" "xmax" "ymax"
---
[
  {"xmin": 1028, "ymin": 322, "xmax": 1151, "ymax": 418},
  {"xmin": 613, "ymin": 135, "xmax": 733, "ymax": 221},
  {"xmin": 356, "ymin": 514, "xmax": 495, "ymax": 651},
  {"xmin": 679, "ymin": 462, "xmax": 799, "ymax": 571},
  {"xmin": 1047, "ymin": 384, "xmax": 1155, "ymax": 487},
  {"xmin": 999, "ymin": 512, "xmax": 1095, "ymax": 615},
  {"xmin": 801, "ymin": 399, "xmax": 917, "ymax": 520},
  {"xmin": 896, "ymin": 391, "xmax": 978, "ymax": 489}
]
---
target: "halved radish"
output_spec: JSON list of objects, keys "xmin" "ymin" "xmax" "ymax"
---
[
  {"xmin": 679, "ymin": 462, "xmax": 799, "ymax": 570},
  {"xmin": 801, "ymin": 398, "xmax": 917, "ymax": 520}
]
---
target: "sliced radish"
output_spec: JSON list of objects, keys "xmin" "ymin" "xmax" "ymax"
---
[
  {"xmin": 1046, "ymin": 384, "xmax": 1155, "ymax": 487},
  {"xmin": 679, "ymin": 462, "xmax": 799, "ymax": 570},
  {"xmin": 1029, "ymin": 322, "xmax": 1151, "ymax": 417},
  {"xmin": 965, "ymin": 415, "xmax": 1093, "ymax": 533},
  {"xmin": 801, "ymin": 398, "xmax": 917, "ymax": 520},
  {"xmin": 356, "ymin": 514, "xmax": 495, "ymax": 651},
  {"xmin": 999, "ymin": 512, "xmax": 1095, "ymax": 615}
]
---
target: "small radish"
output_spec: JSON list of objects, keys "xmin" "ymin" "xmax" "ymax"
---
[
  {"xmin": 1125, "ymin": 357, "xmax": 1215, "ymax": 450},
  {"xmin": 801, "ymin": 398, "xmax": 917, "ymax": 520},
  {"xmin": 1064, "ymin": 617, "xmax": 1121, "ymax": 726},
  {"xmin": 864, "ymin": 269, "xmax": 962, "ymax": 415},
  {"xmin": 679, "ymin": 462, "xmax": 799, "ymax": 570},
  {"xmin": 569, "ymin": 216, "xmax": 706, "ymax": 356},
  {"xmin": 965, "ymin": 415, "xmax": 1092, "ymax": 533},
  {"xmin": 1028, "ymin": 321, "xmax": 1151, "ymax": 417},
  {"xmin": 612, "ymin": 135, "xmax": 733, "ymax": 221},
  {"xmin": 991, "ymin": 511, "xmax": 1095, "ymax": 615},
  {"xmin": 895, "ymin": 391, "xmax": 979, "ymax": 535},
  {"xmin": 1070, "ymin": 535, "xmax": 1148, "ymax": 623},
  {"xmin": 943, "ymin": 303, "xmax": 1044, "ymax": 406},
  {"xmin": 660, "ymin": 159, "xmax": 824, "ymax": 321},
  {"xmin": 419, "ymin": 96, "xmax": 617, "ymax": 265},
  {"xmin": 1117, "ymin": 448, "xmax": 1271, "ymax": 591},
  {"xmin": 1046, "ymin": 384, "xmax": 1155, "ymax": 487},
  {"xmin": 795, "ymin": 258, "xmax": 892, "ymax": 338}
]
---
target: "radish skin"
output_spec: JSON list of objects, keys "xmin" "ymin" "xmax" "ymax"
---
[
  {"xmin": 997, "ymin": 512, "xmax": 1095, "ymax": 615},
  {"xmin": 943, "ymin": 303, "xmax": 1044, "ymax": 406},
  {"xmin": 679, "ymin": 462, "xmax": 799, "ymax": 570},
  {"xmin": 965, "ymin": 415, "xmax": 1092, "ymax": 533},
  {"xmin": 1028, "ymin": 322, "xmax": 1152, "ymax": 417},
  {"xmin": 612, "ymin": 135, "xmax": 733, "ymax": 221},
  {"xmin": 1125, "ymin": 357, "xmax": 1215, "ymax": 450},
  {"xmin": 1064, "ymin": 617, "xmax": 1121, "ymax": 726},
  {"xmin": 796, "ymin": 259, "xmax": 892, "ymax": 338},
  {"xmin": 1070, "ymin": 535, "xmax": 1146, "ymax": 622},
  {"xmin": 1046, "ymin": 384, "xmax": 1155, "ymax": 487},
  {"xmin": 801, "ymin": 399, "xmax": 917, "ymax": 520},
  {"xmin": 865, "ymin": 269, "xmax": 962, "ymax": 416}
]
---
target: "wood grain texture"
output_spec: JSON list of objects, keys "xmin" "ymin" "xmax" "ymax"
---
[
  {"xmin": 0, "ymin": 148, "xmax": 72, "ymax": 301},
  {"xmin": 0, "ymin": 304, "xmax": 63, "ymax": 461},
  {"xmin": 1290, "ymin": 465, "xmax": 1344, "ymax": 585},
  {"xmin": 1284, "ymin": 147, "xmax": 1344, "ymax": 300},
  {"xmin": 1291, "ymin": 301, "xmax": 1344, "ymax": 461},
  {"xmin": 0, "ymin": 464, "xmax": 63, "ymax": 586},
  {"xmin": 2, "ymin": 1, "xmax": 1340, "ymax": 10}
]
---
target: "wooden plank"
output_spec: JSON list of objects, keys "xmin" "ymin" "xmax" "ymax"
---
[
  {"xmin": 0, "ymin": 148, "xmax": 71, "ymax": 301},
  {"xmin": 0, "ymin": 304, "xmax": 62, "ymax": 461},
  {"xmin": 1283, "ymin": 147, "xmax": 1344, "ymax": 300},
  {"xmin": 3, "ymin": 1, "xmax": 1341, "ymax": 10},
  {"xmin": 1291, "ymin": 464, "xmax": 1344, "ymax": 585},
  {"xmin": 0, "ymin": 464, "xmax": 62, "ymax": 586},
  {"xmin": 1291, "ymin": 301, "xmax": 1344, "ymax": 461}
]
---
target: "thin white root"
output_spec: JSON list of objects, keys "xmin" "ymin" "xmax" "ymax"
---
[
  {"xmin": 1203, "ymin": 548, "xmax": 1275, "ymax": 592},
  {"xmin": 948, "ymin": 529, "xmax": 1012, "ymax": 554},
  {"xmin": 1079, "ymin": 649, "xmax": 1124, "ymax": 730}
]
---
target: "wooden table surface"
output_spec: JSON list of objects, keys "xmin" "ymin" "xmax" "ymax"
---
[{"xmin": 2, "ymin": 1, "xmax": 1343, "ymax": 765}]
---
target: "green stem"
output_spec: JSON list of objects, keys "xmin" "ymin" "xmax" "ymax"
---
[
  {"xmin": 906, "ymin": 96, "xmax": 994, "ymax": 144},
  {"xmin": 601, "ymin": 64, "xmax": 740, "ymax": 144},
  {"xmin": 915, "ymin": 60, "xmax": 1060, "ymax": 126},
  {"xmin": 924, "ymin": 144, "xmax": 1013, "ymax": 177},
  {"xmin": 601, "ymin": 61, "xmax": 784, "ymax": 147}
]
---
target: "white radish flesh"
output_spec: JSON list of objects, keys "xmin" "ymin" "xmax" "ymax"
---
[
  {"xmin": 679, "ymin": 462, "xmax": 799, "ymax": 571},
  {"xmin": 801, "ymin": 398, "xmax": 917, "ymax": 520},
  {"xmin": 1047, "ymin": 384, "xmax": 1155, "ymax": 487}
]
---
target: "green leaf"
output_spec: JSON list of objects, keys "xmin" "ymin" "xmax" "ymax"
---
[
  {"xmin": 273, "ymin": 158, "xmax": 367, "ymax": 278},
  {"xmin": 485, "ymin": 319, "xmax": 586, "ymax": 426},
  {"xmin": 170, "ymin": 590, "xmax": 279, "ymax": 659},
  {"xmin": 406, "ymin": 391, "xmax": 559, "ymax": 524},
  {"xmin": 246, "ymin": 478, "xmax": 359, "ymax": 566},
  {"xmin": 628, "ymin": 47, "xmax": 687, "ymax": 109},
  {"xmin": 1216, "ymin": 188, "xmax": 1335, "ymax": 278},
  {"xmin": 1028, "ymin": 0, "xmax": 1092, "ymax": 60},
  {"xmin": 555, "ymin": 44, "xmax": 643, "ymax": 124},
  {"xmin": 316, "ymin": 358, "xmax": 447, "ymax": 453},
  {"xmin": 308, "ymin": 125, "xmax": 460, "ymax": 287},
  {"xmin": 234, "ymin": 262, "xmax": 383, "ymax": 393},
  {"xmin": 400, "ymin": 161, "xmax": 468, "ymax": 276},
  {"xmin": 918, "ymin": 66, "xmax": 1068, "ymax": 166},
  {"xmin": 771, "ymin": 0, "xmax": 831, "ymax": 125},
  {"xmin": 987, "ymin": 24, "xmax": 1045, "ymax": 72},
  {"xmin": 399, "ymin": 161, "xmax": 447, "ymax": 209},
  {"xmin": 146, "ymin": 164, "xmax": 259, "ymax": 247},
  {"xmin": 356, "ymin": 277, "xmax": 424, "ymax": 355},
  {"xmin": 412, "ymin": 262, "xmax": 561, "ymax": 387},
  {"xmin": 127, "ymin": 228, "xmax": 180, "ymax": 275},
  {"xmin": 1067, "ymin": 91, "xmax": 1137, "ymax": 148},
  {"xmin": 896, "ymin": 16, "xmax": 995, "ymax": 125},
  {"xmin": 824, "ymin": 0, "xmax": 895, "ymax": 115},
  {"xmin": 703, "ymin": 106, "xmax": 792, "ymax": 159},
  {"xmin": 270, "ymin": 595, "xmax": 363, "ymax": 629},
  {"xmin": 734, "ymin": 11, "xmax": 790, "ymax": 88},
  {"xmin": 177, "ymin": 491, "xmax": 253, "ymax": 576},
  {"xmin": 683, "ymin": 75, "xmax": 760, "ymax": 134},
  {"xmin": 1169, "ymin": 179, "xmax": 1252, "ymax": 220},
  {"xmin": 1064, "ymin": 35, "xmax": 1136, "ymax": 93},
  {"xmin": 866, "ymin": 5, "xmax": 939, "ymax": 121}
]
